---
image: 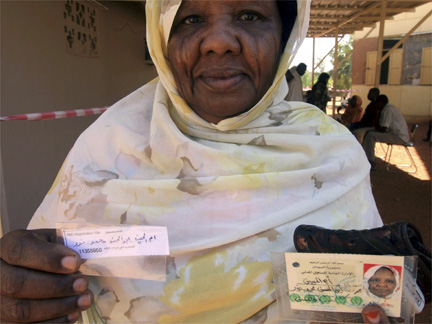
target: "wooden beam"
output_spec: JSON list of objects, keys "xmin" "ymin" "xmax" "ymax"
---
[
  {"xmin": 313, "ymin": 0, "xmax": 428, "ymax": 2},
  {"xmin": 315, "ymin": 1, "xmax": 382, "ymax": 38},
  {"xmin": 309, "ymin": 22, "xmax": 377, "ymax": 28},
  {"xmin": 312, "ymin": 37, "xmax": 315, "ymax": 88},
  {"xmin": 338, "ymin": 49, "xmax": 353, "ymax": 67},
  {"xmin": 313, "ymin": 36, "xmax": 344, "ymax": 70},
  {"xmin": 332, "ymin": 29, "xmax": 339, "ymax": 118},
  {"xmin": 363, "ymin": 0, "xmax": 429, "ymax": 2},
  {"xmin": 309, "ymin": 16, "xmax": 394, "ymax": 21},
  {"xmin": 374, "ymin": 1, "xmax": 387, "ymax": 87},
  {"xmin": 310, "ymin": 7, "xmax": 414, "ymax": 13},
  {"xmin": 358, "ymin": 24, "xmax": 377, "ymax": 41}
]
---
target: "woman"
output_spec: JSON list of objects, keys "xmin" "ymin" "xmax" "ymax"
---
[
  {"xmin": 340, "ymin": 95, "xmax": 363, "ymax": 129},
  {"xmin": 364, "ymin": 266, "xmax": 401, "ymax": 300},
  {"xmin": 307, "ymin": 72, "xmax": 331, "ymax": 113},
  {"xmin": 0, "ymin": 0, "xmax": 382, "ymax": 323}
]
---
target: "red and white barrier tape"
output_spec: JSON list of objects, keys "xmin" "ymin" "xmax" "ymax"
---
[
  {"xmin": 0, "ymin": 107, "xmax": 108, "ymax": 121},
  {"xmin": 303, "ymin": 88, "xmax": 364, "ymax": 93},
  {"xmin": 0, "ymin": 90, "xmax": 365, "ymax": 121},
  {"xmin": 329, "ymin": 89, "xmax": 363, "ymax": 93}
]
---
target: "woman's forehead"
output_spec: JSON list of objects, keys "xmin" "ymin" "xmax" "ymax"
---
[
  {"xmin": 374, "ymin": 267, "xmax": 394, "ymax": 276},
  {"xmin": 176, "ymin": 0, "xmax": 278, "ymax": 12}
]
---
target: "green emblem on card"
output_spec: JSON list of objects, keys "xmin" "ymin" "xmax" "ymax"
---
[
  {"xmin": 335, "ymin": 296, "xmax": 347, "ymax": 304},
  {"xmin": 289, "ymin": 293, "xmax": 301, "ymax": 302},
  {"xmin": 351, "ymin": 296, "xmax": 363, "ymax": 305},
  {"xmin": 304, "ymin": 295, "xmax": 317, "ymax": 303},
  {"xmin": 319, "ymin": 295, "xmax": 331, "ymax": 304}
]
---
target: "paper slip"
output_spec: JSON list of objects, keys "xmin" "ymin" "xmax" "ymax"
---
[
  {"xmin": 284, "ymin": 253, "xmax": 404, "ymax": 317},
  {"xmin": 62, "ymin": 226, "xmax": 169, "ymax": 259}
]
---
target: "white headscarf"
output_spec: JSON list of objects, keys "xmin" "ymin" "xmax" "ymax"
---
[
  {"xmin": 29, "ymin": 1, "xmax": 382, "ymax": 322},
  {"xmin": 363, "ymin": 265, "xmax": 402, "ymax": 300}
]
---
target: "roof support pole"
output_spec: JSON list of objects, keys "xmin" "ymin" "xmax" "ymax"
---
[
  {"xmin": 332, "ymin": 27, "xmax": 339, "ymax": 118},
  {"xmin": 374, "ymin": 0, "xmax": 387, "ymax": 87},
  {"xmin": 312, "ymin": 37, "xmax": 315, "ymax": 88}
]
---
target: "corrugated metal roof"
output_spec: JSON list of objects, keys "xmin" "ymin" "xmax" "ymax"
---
[{"xmin": 308, "ymin": 0, "xmax": 430, "ymax": 37}]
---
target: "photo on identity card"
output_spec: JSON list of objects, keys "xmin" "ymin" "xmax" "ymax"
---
[
  {"xmin": 271, "ymin": 252, "xmax": 418, "ymax": 323},
  {"xmin": 363, "ymin": 263, "xmax": 402, "ymax": 301}
]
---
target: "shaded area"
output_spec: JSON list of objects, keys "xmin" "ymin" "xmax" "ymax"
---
[{"xmin": 371, "ymin": 122, "xmax": 431, "ymax": 324}]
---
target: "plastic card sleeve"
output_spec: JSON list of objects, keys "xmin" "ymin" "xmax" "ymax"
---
[
  {"xmin": 271, "ymin": 252, "xmax": 418, "ymax": 323},
  {"xmin": 56, "ymin": 223, "xmax": 170, "ymax": 281}
]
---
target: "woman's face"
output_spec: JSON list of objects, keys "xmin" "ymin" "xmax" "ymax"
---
[
  {"xmin": 167, "ymin": 0, "xmax": 283, "ymax": 123},
  {"xmin": 368, "ymin": 268, "xmax": 397, "ymax": 298}
]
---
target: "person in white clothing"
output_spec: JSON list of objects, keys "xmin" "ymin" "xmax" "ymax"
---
[
  {"xmin": 0, "ymin": 1, "xmax": 383, "ymax": 322},
  {"xmin": 362, "ymin": 95, "xmax": 410, "ymax": 170},
  {"xmin": 285, "ymin": 63, "xmax": 306, "ymax": 101}
]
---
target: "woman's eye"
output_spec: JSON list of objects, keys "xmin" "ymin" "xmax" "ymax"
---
[
  {"xmin": 183, "ymin": 16, "xmax": 202, "ymax": 25},
  {"xmin": 386, "ymin": 279, "xmax": 395, "ymax": 284},
  {"xmin": 239, "ymin": 12, "xmax": 259, "ymax": 21}
]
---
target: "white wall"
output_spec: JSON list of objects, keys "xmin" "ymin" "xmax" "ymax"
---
[
  {"xmin": 352, "ymin": 2, "xmax": 432, "ymax": 122},
  {"xmin": 354, "ymin": 2, "xmax": 432, "ymax": 40},
  {"xmin": 1, "ymin": 1, "xmax": 158, "ymax": 232},
  {"xmin": 351, "ymin": 85, "xmax": 431, "ymax": 124}
]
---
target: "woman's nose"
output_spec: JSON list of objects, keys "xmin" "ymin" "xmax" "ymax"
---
[{"xmin": 200, "ymin": 21, "xmax": 241, "ymax": 56}]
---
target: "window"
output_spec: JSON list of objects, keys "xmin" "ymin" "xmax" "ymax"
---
[
  {"xmin": 388, "ymin": 49, "xmax": 403, "ymax": 85},
  {"xmin": 365, "ymin": 52, "xmax": 376, "ymax": 85},
  {"xmin": 365, "ymin": 39, "xmax": 403, "ymax": 85},
  {"xmin": 420, "ymin": 47, "xmax": 431, "ymax": 85}
]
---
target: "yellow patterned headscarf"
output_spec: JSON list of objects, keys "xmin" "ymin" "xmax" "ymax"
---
[{"xmin": 29, "ymin": 1, "xmax": 382, "ymax": 323}]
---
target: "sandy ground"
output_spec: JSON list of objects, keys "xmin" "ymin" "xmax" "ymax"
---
[{"xmin": 370, "ymin": 122, "xmax": 431, "ymax": 324}]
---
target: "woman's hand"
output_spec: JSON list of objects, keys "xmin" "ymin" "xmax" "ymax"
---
[
  {"xmin": 362, "ymin": 305, "xmax": 391, "ymax": 324},
  {"xmin": 1, "ymin": 229, "xmax": 93, "ymax": 323}
]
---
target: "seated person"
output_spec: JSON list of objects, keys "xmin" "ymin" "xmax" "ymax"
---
[
  {"xmin": 337, "ymin": 93, "xmax": 351, "ymax": 114},
  {"xmin": 362, "ymin": 95, "xmax": 409, "ymax": 170},
  {"xmin": 351, "ymin": 88, "xmax": 381, "ymax": 143},
  {"xmin": 0, "ymin": 0, "xmax": 383, "ymax": 322},
  {"xmin": 339, "ymin": 95, "xmax": 363, "ymax": 129}
]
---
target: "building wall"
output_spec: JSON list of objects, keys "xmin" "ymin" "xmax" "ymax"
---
[
  {"xmin": 352, "ymin": 37, "xmax": 378, "ymax": 85},
  {"xmin": 351, "ymin": 85, "xmax": 431, "ymax": 124},
  {"xmin": 403, "ymin": 33, "xmax": 432, "ymax": 85},
  {"xmin": 352, "ymin": 3, "xmax": 432, "ymax": 122},
  {"xmin": 354, "ymin": 3, "xmax": 432, "ymax": 39},
  {"xmin": 1, "ymin": 1, "xmax": 158, "ymax": 232}
]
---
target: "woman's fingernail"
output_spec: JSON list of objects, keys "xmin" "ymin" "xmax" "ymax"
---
[
  {"xmin": 77, "ymin": 293, "xmax": 92, "ymax": 308},
  {"xmin": 365, "ymin": 310, "xmax": 381, "ymax": 323},
  {"xmin": 73, "ymin": 277, "xmax": 88, "ymax": 293},
  {"xmin": 68, "ymin": 312, "xmax": 80, "ymax": 323},
  {"xmin": 61, "ymin": 256, "xmax": 78, "ymax": 271}
]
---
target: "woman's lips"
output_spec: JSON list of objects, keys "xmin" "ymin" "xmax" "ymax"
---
[
  {"xmin": 373, "ymin": 289, "xmax": 389, "ymax": 296},
  {"xmin": 197, "ymin": 68, "xmax": 246, "ymax": 92}
]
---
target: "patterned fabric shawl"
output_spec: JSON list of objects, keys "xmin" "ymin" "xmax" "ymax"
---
[{"xmin": 28, "ymin": 0, "xmax": 382, "ymax": 322}]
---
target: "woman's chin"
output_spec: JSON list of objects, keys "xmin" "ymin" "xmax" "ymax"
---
[{"xmin": 192, "ymin": 102, "xmax": 254, "ymax": 123}]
